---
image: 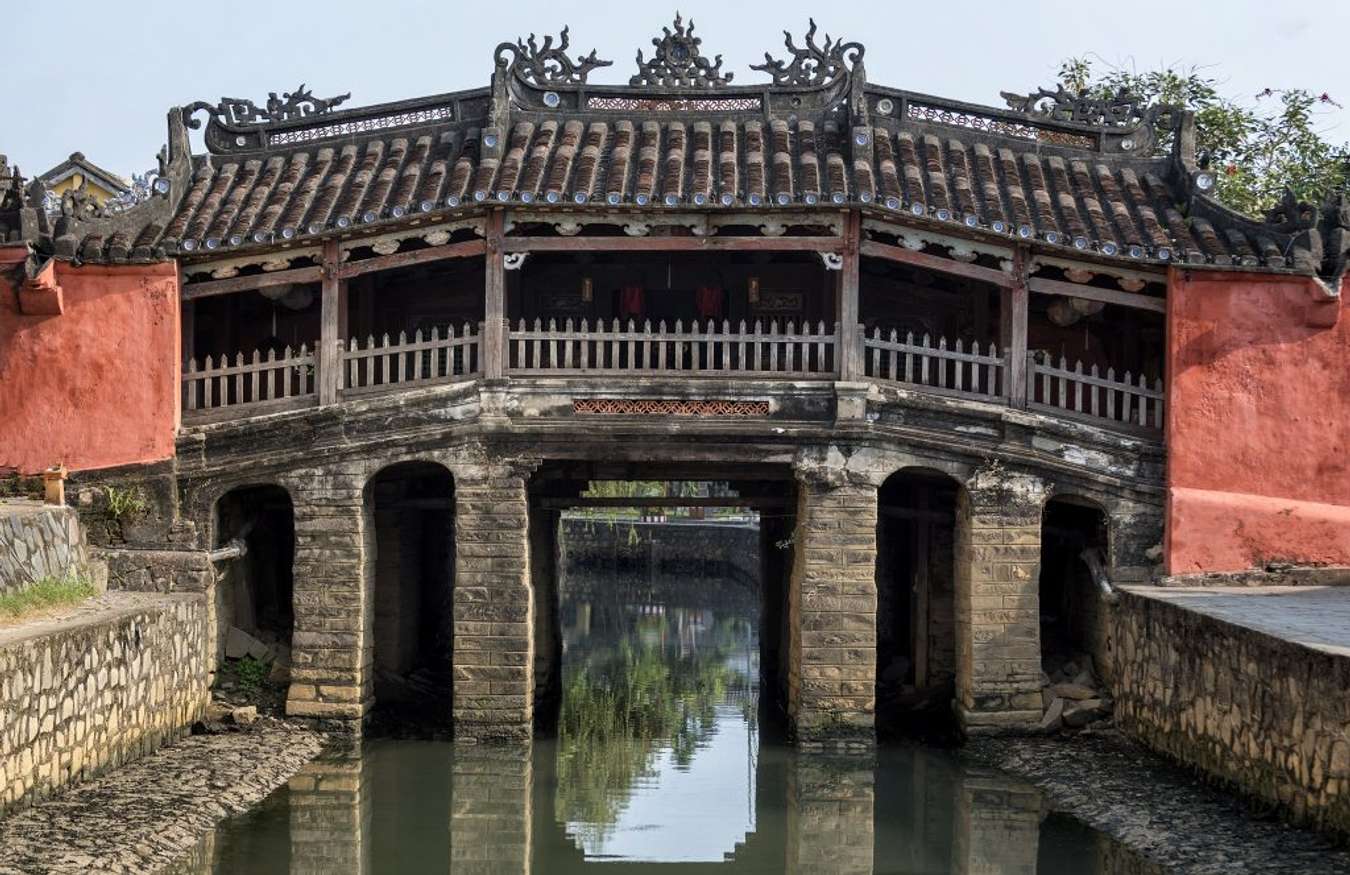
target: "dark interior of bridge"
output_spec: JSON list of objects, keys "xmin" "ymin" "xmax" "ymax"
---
[
  {"xmin": 214, "ymin": 484, "xmax": 295, "ymax": 661},
  {"xmin": 368, "ymin": 461, "xmax": 456, "ymax": 724}
]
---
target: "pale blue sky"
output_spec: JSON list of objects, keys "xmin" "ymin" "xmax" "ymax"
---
[{"xmin": 6, "ymin": 0, "xmax": 1345, "ymax": 178}]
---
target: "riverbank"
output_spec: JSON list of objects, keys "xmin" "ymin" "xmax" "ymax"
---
[
  {"xmin": 966, "ymin": 732, "xmax": 1350, "ymax": 875},
  {"xmin": 0, "ymin": 720, "xmax": 324, "ymax": 875}
]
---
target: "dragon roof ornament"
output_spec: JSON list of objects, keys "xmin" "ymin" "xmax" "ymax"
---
[
  {"xmin": 184, "ymin": 85, "xmax": 351, "ymax": 130},
  {"xmin": 631, "ymin": 14, "xmax": 731, "ymax": 88},
  {"xmin": 999, "ymin": 84, "xmax": 1173, "ymax": 130},
  {"xmin": 750, "ymin": 19, "xmax": 864, "ymax": 87},
  {"xmin": 494, "ymin": 27, "xmax": 612, "ymax": 86}
]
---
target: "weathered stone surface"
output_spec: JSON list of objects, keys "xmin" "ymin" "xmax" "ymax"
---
[
  {"xmin": 0, "ymin": 502, "xmax": 93, "ymax": 597},
  {"xmin": 1104, "ymin": 586, "xmax": 1350, "ymax": 838},
  {"xmin": 0, "ymin": 720, "xmax": 323, "ymax": 875},
  {"xmin": 0, "ymin": 592, "xmax": 210, "ymax": 816}
]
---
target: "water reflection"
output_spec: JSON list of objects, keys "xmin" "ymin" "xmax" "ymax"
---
[{"xmin": 555, "ymin": 601, "xmax": 757, "ymax": 860}]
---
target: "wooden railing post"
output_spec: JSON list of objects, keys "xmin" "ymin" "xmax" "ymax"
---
[
  {"xmin": 837, "ymin": 210, "xmax": 863, "ymax": 381},
  {"xmin": 484, "ymin": 210, "xmax": 506, "ymax": 379},
  {"xmin": 318, "ymin": 239, "xmax": 345, "ymax": 406},
  {"xmin": 1002, "ymin": 246, "xmax": 1029, "ymax": 406}
]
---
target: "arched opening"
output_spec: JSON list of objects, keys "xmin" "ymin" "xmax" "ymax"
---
[
  {"xmin": 1039, "ymin": 496, "xmax": 1110, "ymax": 728},
  {"xmin": 367, "ymin": 461, "xmax": 455, "ymax": 724},
  {"xmin": 214, "ymin": 484, "xmax": 295, "ymax": 672},
  {"xmin": 875, "ymin": 468, "xmax": 960, "ymax": 738}
]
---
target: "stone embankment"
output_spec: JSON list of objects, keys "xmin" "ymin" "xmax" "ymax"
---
[
  {"xmin": 1106, "ymin": 585, "xmax": 1350, "ymax": 839},
  {"xmin": 0, "ymin": 501, "xmax": 100, "ymax": 596},
  {"xmin": 0, "ymin": 720, "xmax": 324, "ymax": 875},
  {"xmin": 969, "ymin": 733, "xmax": 1350, "ymax": 875},
  {"xmin": 0, "ymin": 592, "xmax": 209, "ymax": 815}
]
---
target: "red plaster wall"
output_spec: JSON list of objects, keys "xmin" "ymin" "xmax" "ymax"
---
[
  {"xmin": 1166, "ymin": 270, "xmax": 1350, "ymax": 573},
  {"xmin": 1, "ymin": 255, "xmax": 180, "ymax": 474}
]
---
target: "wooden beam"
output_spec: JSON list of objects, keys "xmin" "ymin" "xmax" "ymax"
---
[
  {"xmin": 182, "ymin": 240, "xmax": 489, "ymax": 300},
  {"xmin": 860, "ymin": 239, "xmax": 1014, "ymax": 288},
  {"xmin": 1027, "ymin": 275, "xmax": 1167, "ymax": 313},
  {"xmin": 318, "ymin": 240, "xmax": 343, "ymax": 406},
  {"xmin": 837, "ymin": 211, "xmax": 862, "ymax": 381},
  {"xmin": 336, "ymin": 239, "xmax": 487, "ymax": 279},
  {"xmin": 538, "ymin": 496, "xmax": 786, "ymax": 509},
  {"xmin": 484, "ymin": 211, "xmax": 506, "ymax": 379},
  {"xmin": 502, "ymin": 235, "xmax": 844, "ymax": 253},
  {"xmin": 181, "ymin": 265, "xmax": 323, "ymax": 300},
  {"xmin": 1002, "ymin": 246, "xmax": 1030, "ymax": 407}
]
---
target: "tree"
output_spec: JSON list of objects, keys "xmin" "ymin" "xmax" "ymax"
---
[{"xmin": 1058, "ymin": 57, "xmax": 1349, "ymax": 218}]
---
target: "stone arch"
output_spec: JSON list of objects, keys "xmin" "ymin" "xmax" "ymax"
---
[
  {"xmin": 1038, "ymin": 492, "xmax": 1111, "ymax": 696},
  {"xmin": 363, "ymin": 459, "xmax": 457, "ymax": 724},
  {"xmin": 212, "ymin": 482, "xmax": 296, "ymax": 673},
  {"xmin": 875, "ymin": 466, "xmax": 965, "ymax": 736}
]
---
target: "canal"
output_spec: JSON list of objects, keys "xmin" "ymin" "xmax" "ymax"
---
[{"xmin": 183, "ymin": 512, "xmax": 1158, "ymax": 874}]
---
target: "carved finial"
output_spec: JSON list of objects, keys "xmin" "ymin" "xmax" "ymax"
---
[
  {"xmin": 750, "ymin": 18, "xmax": 864, "ymax": 87},
  {"xmin": 494, "ymin": 26, "xmax": 612, "ymax": 86},
  {"xmin": 631, "ymin": 13, "xmax": 732, "ymax": 88}
]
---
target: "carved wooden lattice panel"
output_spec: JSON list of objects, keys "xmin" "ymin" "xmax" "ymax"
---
[{"xmin": 573, "ymin": 398, "xmax": 770, "ymax": 416}]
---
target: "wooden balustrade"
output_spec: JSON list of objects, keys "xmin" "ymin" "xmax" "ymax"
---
[
  {"xmin": 182, "ymin": 345, "xmax": 316, "ymax": 421},
  {"xmin": 507, "ymin": 318, "xmax": 838, "ymax": 377},
  {"xmin": 1026, "ymin": 353, "xmax": 1164, "ymax": 430},
  {"xmin": 863, "ymin": 329, "xmax": 1004, "ymax": 401},
  {"xmin": 179, "ymin": 322, "xmax": 1165, "ymax": 438},
  {"xmin": 340, "ymin": 324, "xmax": 481, "ymax": 396}
]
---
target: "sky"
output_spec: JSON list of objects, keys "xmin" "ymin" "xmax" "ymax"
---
[{"xmin": 5, "ymin": 0, "xmax": 1346, "ymax": 179}]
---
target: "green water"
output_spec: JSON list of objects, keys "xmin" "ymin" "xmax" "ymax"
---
[{"xmin": 187, "ymin": 585, "xmax": 1146, "ymax": 873}]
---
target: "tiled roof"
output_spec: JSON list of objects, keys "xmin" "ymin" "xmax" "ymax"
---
[{"xmin": 31, "ymin": 19, "xmax": 1337, "ymax": 278}]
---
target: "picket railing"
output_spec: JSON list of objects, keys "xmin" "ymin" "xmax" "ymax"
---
[
  {"xmin": 340, "ymin": 324, "xmax": 480, "ymax": 396},
  {"xmin": 1027, "ymin": 353, "xmax": 1164, "ymax": 430},
  {"xmin": 507, "ymin": 318, "xmax": 838, "ymax": 377},
  {"xmin": 863, "ymin": 329, "xmax": 1004, "ymax": 401},
  {"xmin": 182, "ymin": 345, "xmax": 316, "ymax": 420}
]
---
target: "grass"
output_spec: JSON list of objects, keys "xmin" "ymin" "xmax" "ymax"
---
[{"xmin": 0, "ymin": 575, "xmax": 97, "ymax": 622}]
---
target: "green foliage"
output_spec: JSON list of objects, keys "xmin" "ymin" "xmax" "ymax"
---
[
  {"xmin": 554, "ymin": 613, "xmax": 751, "ymax": 841},
  {"xmin": 221, "ymin": 655, "xmax": 271, "ymax": 697},
  {"xmin": 0, "ymin": 575, "xmax": 96, "ymax": 621},
  {"xmin": 1059, "ymin": 57, "xmax": 1349, "ymax": 216},
  {"xmin": 102, "ymin": 485, "xmax": 147, "ymax": 521}
]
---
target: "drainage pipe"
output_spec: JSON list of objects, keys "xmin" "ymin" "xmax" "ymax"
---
[{"xmin": 1079, "ymin": 547, "xmax": 1119, "ymax": 604}]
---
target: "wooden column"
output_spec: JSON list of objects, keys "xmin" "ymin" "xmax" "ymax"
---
[
  {"xmin": 484, "ymin": 210, "xmax": 506, "ymax": 379},
  {"xmin": 837, "ymin": 210, "xmax": 863, "ymax": 381},
  {"xmin": 318, "ymin": 239, "xmax": 346, "ymax": 405},
  {"xmin": 1001, "ymin": 247, "xmax": 1029, "ymax": 406}
]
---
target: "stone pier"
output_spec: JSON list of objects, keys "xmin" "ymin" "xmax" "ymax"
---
[
  {"xmin": 954, "ymin": 468, "xmax": 1045, "ymax": 733},
  {"xmin": 285, "ymin": 467, "xmax": 373, "ymax": 721},
  {"xmin": 787, "ymin": 473, "xmax": 879, "ymax": 750},
  {"xmin": 452, "ymin": 466, "xmax": 534, "ymax": 743}
]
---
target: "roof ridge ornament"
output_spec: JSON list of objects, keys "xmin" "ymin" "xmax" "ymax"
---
[
  {"xmin": 184, "ymin": 85, "xmax": 352, "ymax": 129},
  {"xmin": 1000, "ymin": 84, "xmax": 1171, "ymax": 129},
  {"xmin": 494, "ymin": 26, "xmax": 612, "ymax": 86},
  {"xmin": 750, "ymin": 19, "xmax": 864, "ymax": 87},
  {"xmin": 631, "ymin": 13, "xmax": 732, "ymax": 89}
]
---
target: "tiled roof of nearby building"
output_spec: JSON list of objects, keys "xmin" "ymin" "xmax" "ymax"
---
[
  {"xmin": 13, "ymin": 17, "xmax": 1349, "ymax": 282},
  {"xmin": 36, "ymin": 152, "xmax": 132, "ymax": 196}
]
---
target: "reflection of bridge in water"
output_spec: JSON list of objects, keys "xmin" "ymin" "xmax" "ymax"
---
[{"xmin": 191, "ymin": 739, "xmax": 1157, "ymax": 874}]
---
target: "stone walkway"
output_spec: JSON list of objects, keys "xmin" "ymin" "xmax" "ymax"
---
[
  {"xmin": 0, "ymin": 722, "xmax": 324, "ymax": 875},
  {"xmin": 1124, "ymin": 585, "xmax": 1350, "ymax": 657}
]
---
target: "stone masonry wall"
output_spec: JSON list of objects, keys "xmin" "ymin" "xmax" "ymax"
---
[
  {"xmin": 453, "ymin": 468, "xmax": 534, "ymax": 743},
  {"xmin": 953, "ymin": 469, "xmax": 1045, "ymax": 732},
  {"xmin": 1107, "ymin": 589, "xmax": 1350, "ymax": 837},
  {"xmin": 0, "ymin": 503, "xmax": 92, "ymax": 597},
  {"xmin": 0, "ymin": 593, "xmax": 210, "ymax": 815},
  {"xmin": 788, "ymin": 479, "xmax": 878, "ymax": 750},
  {"xmin": 285, "ymin": 468, "xmax": 371, "ymax": 722}
]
